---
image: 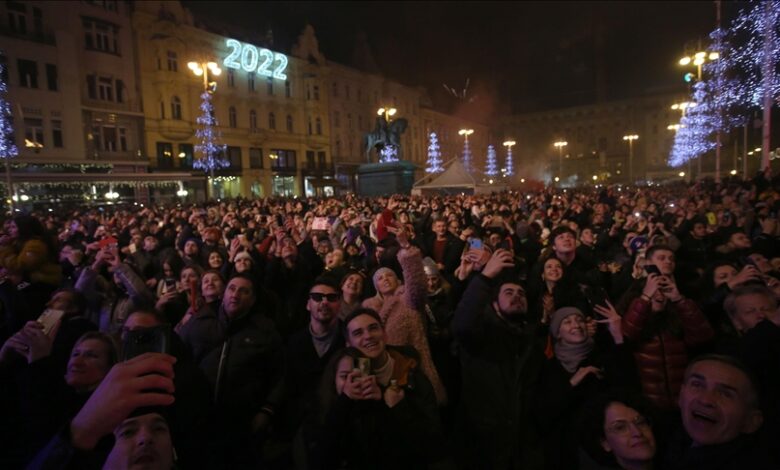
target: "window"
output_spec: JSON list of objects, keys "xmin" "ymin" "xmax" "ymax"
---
[
  {"xmin": 83, "ymin": 17, "xmax": 119, "ymax": 54},
  {"xmin": 270, "ymin": 149, "xmax": 296, "ymax": 169},
  {"xmin": 101, "ymin": 126, "xmax": 117, "ymax": 151},
  {"xmin": 98, "ymin": 76, "xmax": 113, "ymax": 101},
  {"xmin": 332, "ymin": 82, "xmax": 338, "ymax": 97},
  {"xmin": 159, "ymin": 101, "xmax": 165, "ymax": 119},
  {"xmin": 357, "ymin": 88, "xmax": 362, "ymax": 102},
  {"xmin": 228, "ymin": 106, "xmax": 237, "ymax": 128},
  {"xmin": 268, "ymin": 112, "xmax": 276, "ymax": 130},
  {"xmin": 178, "ymin": 143, "xmax": 193, "ymax": 168},
  {"xmin": 115, "ymin": 79, "xmax": 124, "ymax": 103},
  {"xmin": 51, "ymin": 119, "xmax": 63, "ymax": 147},
  {"xmin": 333, "ymin": 111, "xmax": 340, "ymax": 128},
  {"xmin": 248, "ymin": 72, "xmax": 255, "ymax": 91},
  {"xmin": 118, "ymin": 127, "xmax": 127, "ymax": 151},
  {"xmin": 85, "ymin": 0, "xmax": 118, "ymax": 11},
  {"xmin": 266, "ymin": 78, "xmax": 273, "ymax": 95},
  {"xmin": 45, "ymin": 64, "xmax": 57, "ymax": 91},
  {"xmin": 306, "ymin": 150, "xmax": 315, "ymax": 169},
  {"xmin": 226, "ymin": 146, "xmax": 242, "ymax": 168},
  {"xmin": 306, "ymin": 86, "xmax": 311, "ymax": 100},
  {"xmin": 249, "ymin": 110, "xmax": 257, "ymax": 132},
  {"xmin": 318, "ymin": 151, "xmax": 326, "ymax": 168},
  {"xmin": 227, "ymin": 69, "xmax": 235, "ymax": 87},
  {"xmin": 8, "ymin": 1, "xmax": 27, "ymax": 34},
  {"xmin": 249, "ymin": 147, "xmax": 263, "ymax": 168},
  {"xmin": 307, "ymin": 118, "xmax": 312, "ymax": 135},
  {"xmin": 286, "ymin": 114, "xmax": 293, "ymax": 133},
  {"xmin": 166, "ymin": 51, "xmax": 177, "ymax": 72},
  {"xmin": 285, "ymin": 81, "xmax": 291, "ymax": 98},
  {"xmin": 17, "ymin": 59, "xmax": 38, "ymax": 88},
  {"xmin": 156, "ymin": 142, "xmax": 173, "ymax": 169},
  {"xmin": 335, "ymin": 139, "xmax": 341, "ymax": 156},
  {"xmin": 358, "ymin": 115, "xmax": 363, "ymax": 131},
  {"xmin": 316, "ymin": 117, "xmax": 322, "ymax": 135},
  {"xmin": 313, "ymin": 85, "xmax": 319, "ymax": 100},
  {"xmin": 24, "ymin": 118, "xmax": 44, "ymax": 149},
  {"xmin": 171, "ymin": 96, "xmax": 182, "ymax": 120},
  {"xmin": 347, "ymin": 113, "xmax": 352, "ymax": 130}
]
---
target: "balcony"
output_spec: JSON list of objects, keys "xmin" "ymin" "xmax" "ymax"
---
[{"xmin": 158, "ymin": 119, "xmax": 195, "ymax": 141}]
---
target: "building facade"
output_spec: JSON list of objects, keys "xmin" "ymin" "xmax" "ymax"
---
[
  {"xmin": 497, "ymin": 91, "xmax": 696, "ymax": 185},
  {"xmin": 0, "ymin": 0, "xmax": 193, "ymax": 206}
]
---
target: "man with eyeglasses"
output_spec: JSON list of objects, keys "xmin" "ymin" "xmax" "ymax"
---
[{"xmin": 284, "ymin": 278, "xmax": 345, "ymax": 466}]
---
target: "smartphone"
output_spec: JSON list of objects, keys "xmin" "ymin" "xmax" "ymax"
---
[
  {"xmin": 469, "ymin": 238, "xmax": 483, "ymax": 250},
  {"xmin": 644, "ymin": 264, "xmax": 661, "ymax": 276},
  {"xmin": 275, "ymin": 214, "xmax": 284, "ymax": 226},
  {"xmin": 37, "ymin": 308, "xmax": 65, "ymax": 336},
  {"xmin": 163, "ymin": 278, "xmax": 176, "ymax": 293},
  {"xmin": 355, "ymin": 357, "xmax": 371, "ymax": 376},
  {"xmin": 128, "ymin": 243, "xmax": 137, "ymax": 254},
  {"xmin": 122, "ymin": 325, "xmax": 171, "ymax": 361}
]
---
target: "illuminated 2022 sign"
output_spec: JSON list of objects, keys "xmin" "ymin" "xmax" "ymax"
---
[{"xmin": 223, "ymin": 38, "xmax": 288, "ymax": 81}]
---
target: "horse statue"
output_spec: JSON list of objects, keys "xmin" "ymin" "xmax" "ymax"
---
[{"xmin": 364, "ymin": 116, "xmax": 408, "ymax": 161}]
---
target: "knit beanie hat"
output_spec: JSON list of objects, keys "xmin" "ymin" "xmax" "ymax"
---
[{"xmin": 549, "ymin": 306, "xmax": 584, "ymax": 340}]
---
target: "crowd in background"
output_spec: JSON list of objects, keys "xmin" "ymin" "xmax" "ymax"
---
[{"xmin": 0, "ymin": 169, "xmax": 779, "ymax": 469}]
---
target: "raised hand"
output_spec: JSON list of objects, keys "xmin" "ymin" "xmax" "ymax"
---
[
  {"xmin": 69, "ymin": 353, "xmax": 176, "ymax": 451},
  {"xmin": 594, "ymin": 300, "xmax": 623, "ymax": 344},
  {"xmin": 482, "ymin": 249, "xmax": 514, "ymax": 279}
]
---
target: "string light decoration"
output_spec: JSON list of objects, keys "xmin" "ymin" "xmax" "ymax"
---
[
  {"xmin": 0, "ymin": 63, "xmax": 17, "ymax": 162},
  {"xmin": 719, "ymin": 1, "xmax": 780, "ymax": 108},
  {"xmin": 485, "ymin": 144, "xmax": 498, "ymax": 176},
  {"xmin": 425, "ymin": 132, "xmax": 444, "ymax": 173},
  {"xmin": 461, "ymin": 131, "xmax": 474, "ymax": 173},
  {"xmin": 378, "ymin": 145, "xmax": 399, "ymax": 163},
  {"xmin": 193, "ymin": 91, "xmax": 229, "ymax": 174},
  {"xmin": 669, "ymin": 81, "xmax": 718, "ymax": 167},
  {"xmin": 704, "ymin": 27, "xmax": 747, "ymax": 132},
  {"xmin": 503, "ymin": 141, "xmax": 516, "ymax": 176}
]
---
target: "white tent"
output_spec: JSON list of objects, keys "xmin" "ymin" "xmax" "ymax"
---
[{"xmin": 412, "ymin": 158, "xmax": 506, "ymax": 195}]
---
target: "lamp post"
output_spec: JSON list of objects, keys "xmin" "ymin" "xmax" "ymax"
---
[
  {"xmin": 376, "ymin": 107, "xmax": 397, "ymax": 121},
  {"xmin": 376, "ymin": 107, "xmax": 398, "ymax": 162},
  {"xmin": 671, "ymin": 102, "xmax": 695, "ymax": 180},
  {"xmin": 502, "ymin": 140, "xmax": 516, "ymax": 177},
  {"xmin": 679, "ymin": 48, "xmax": 720, "ymax": 181},
  {"xmin": 459, "ymin": 129, "xmax": 474, "ymax": 173},
  {"xmin": 622, "ymin": 134, "xmax": 638, "ymax": 183},
  {"xmin": 553, "ymin": 141, "xmax": 567, "ymax": 183},
  {"xmin": 187, "ymin": 61, "xmax": 222, "ymax": 199}
]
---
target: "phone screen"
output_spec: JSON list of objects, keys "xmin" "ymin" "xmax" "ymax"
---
[
  {"xmin": 644, "ymin": 264, "xmax": 661, "ymax": 276},
  {"xmin": 469, "ymin": 238, "xmax": 483, "ymax": 250}
]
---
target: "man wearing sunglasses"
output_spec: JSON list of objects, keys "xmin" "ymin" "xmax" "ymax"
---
[{"xmin": 284, "ymin": 278, "xmax": 345, "ymax": 464}]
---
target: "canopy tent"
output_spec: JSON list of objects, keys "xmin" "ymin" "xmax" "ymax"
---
[{"xmin": 412, "ymin": 158, "xmax": 506, "ymax": 195}]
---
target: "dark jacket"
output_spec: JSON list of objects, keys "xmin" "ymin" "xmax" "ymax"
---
[
  {"xmin": 422, "ymin": 232, "xmax": 464, "ymax": 277},
  {"xmin": 622, "ymin": 296, "xmax": 714, "ymax": 410},
  {"xmin": 178, "ymin": 303, "xmax": 284, "ymax": 433},
  {"xmin": 453, "ymin": 273, "xmax": 545, "ymax": 470},
  {"xmin": 664, "ymin": 427, "xmax": 777, "ymax": 470}
]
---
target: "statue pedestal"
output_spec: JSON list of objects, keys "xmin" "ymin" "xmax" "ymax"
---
[{"xmin": 356, "ymin": 161, "xmax": 417, "ymax": 196}]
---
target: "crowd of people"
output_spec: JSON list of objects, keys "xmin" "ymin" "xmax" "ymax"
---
[{"xmin": 0, "ymin": 170, "xmax": 779, "ymax": 469}]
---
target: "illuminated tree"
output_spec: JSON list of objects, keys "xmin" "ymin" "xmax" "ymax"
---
[
  {"xmin": 504, "ymin": 144, "xmax": 515, "ymax": 176},
  {"xmin": 425, "ymin": 132, "xmax": 444, "ymax": 173},
  {"xmin": 0, "ymin": 63, "xmax": 17, "ymax": 161},
  {"xmin": 669, "ymin": 81, "xmax": 718, "ymax": 167},
  {"xmin": 485, "ymin": 144, "xmax": 498, "ymax": 176},
  {"xmin": 194, "ymin": 91, "xmax": 229, "ymax": 176},
  {"xmin": 462, "ymin": 136, "xmax": 473, "ymax": 173}
]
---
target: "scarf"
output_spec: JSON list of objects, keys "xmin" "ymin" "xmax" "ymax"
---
[{"xmin": 554, "ymin": 337, "xmax": 595, "ymax": 374}]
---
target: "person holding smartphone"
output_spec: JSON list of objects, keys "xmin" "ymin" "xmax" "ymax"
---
[{"xmin": 618, "ymin": 245, "xmax": 714, "ymax": 416}]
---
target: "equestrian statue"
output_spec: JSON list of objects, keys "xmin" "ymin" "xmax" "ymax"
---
[{"xmin": 364, "ymin": 116, "xmax": 408, "ymax": 162}]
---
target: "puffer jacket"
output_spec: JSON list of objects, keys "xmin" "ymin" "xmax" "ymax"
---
[
  {"xmin": 0, "ymin": 239, "xmax": 61, "ymax": 286},
  {"xmin": 622, "ymin": 297, "xmax": 714, "ymax": 410}
]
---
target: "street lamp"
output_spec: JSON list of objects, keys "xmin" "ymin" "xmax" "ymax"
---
[
  {"xmin": 679, "ymin": 50, "xmax": 719, "ymax": 81},
  {"xmin": 459, "ymin": 129, "xmax": 474, "ymax": 172},
  {"xmin": 377, "ymin": 107, "xmax": 397, "ymax": 121},
  {"xmin": 188, "ymin": 61, "xmax": 221, "ymax": 94},
  {"xmin": 622, "ymin": 134, "xmax": 639, "ymax": 183},
  {"xmin": 502, "ymin": 140, "xmax": 516, "ymax": 176},
  {"xmin": 553, "ymin": 141, "xmax": 567, "ymax": 183},
  {"xmin": 188, "ymin": 61, "xmax": 222, "ymax": 199}
]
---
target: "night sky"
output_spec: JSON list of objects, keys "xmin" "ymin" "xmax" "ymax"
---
[{"xmin": 184, "ymin": 1, "xmax": 748, "ymax": 120}]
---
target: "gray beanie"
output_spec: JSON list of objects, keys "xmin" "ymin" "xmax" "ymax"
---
[{"xmin": 549, "ymin": 306, "xmax": 584, "ymax": 340}]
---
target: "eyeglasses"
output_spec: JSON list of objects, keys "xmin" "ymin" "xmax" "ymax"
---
[
  {"xmin": 309, "ymin": 292, "xmax": 340, "ymax": 302},
  {"xmin": 606, "ymin": 416, "xmax": 651, "ymax": 435}
]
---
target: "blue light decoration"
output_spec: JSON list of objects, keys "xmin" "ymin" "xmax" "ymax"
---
[
  {"xmin": 669, "ymin": 81, "xmax": 718, "ymax": 167},
  {"xmin": 0, "ymin": 63, "xmax": 18, "ymax": 162},
  {"xmin": 223, "ymin": 38, "xmax": 288, "ymax": 80},
  {"xmin": 485, "ymin": 144, "xmax": 498, "ymax": 176},
  {"xmin": 379, "ymin": 145, "xmax": 399, "ymax": 163},
  {"xmin": 425, "ymin": 132, "xmax": 444, "ymax": 173},
  {"xmin": 193, "ymin": 91, "xmax": 229, "ymax": 174},
  {"xmin": 504, "ymin": 144, "xmax": 515, "ymax": 176},
  {"xmin": 719, "ymin": 0, "xmax": 780, "ymax": 108},
  {"xmin": 462, "ymin": 136, "xmax": 473, "ymax": 173}
]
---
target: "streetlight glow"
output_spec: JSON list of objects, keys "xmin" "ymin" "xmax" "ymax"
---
[
  {"xmin": 730, "ymin": 169, "xmax": 737, "ymax": 175},
  {"xmin": 679, "ymin": 171, "xmax": 686, "ymax": 177},
  {"xmin": 623, "ymin": 134, "xmax": 639, "ymax": 183},
  {"xmin": 377, "ymin": 107, "xmax": 397, "ymax": 118},
  {"xmin": 679, "ymin": 57, "xmax": 691, "ymax": 66},
  {"xmin": 503, "ymin": 140, "xmax": 516, "ymax": 147},
  {"xmin": 458, "ymin": 129, "xmax": 474, "ymax": 137}
]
